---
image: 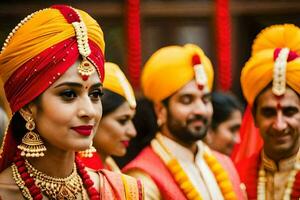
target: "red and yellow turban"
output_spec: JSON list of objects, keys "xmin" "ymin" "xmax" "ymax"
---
[
  {"xmin": 241, "ymin": 24, "xmax": 300, "ymax": 105},
  {"xmin": 103, "ymin": 62, "xmax": 136, "ymax": 108},
  {"xmin": 142, "ymin": 44, "xmax": 214, "ymax": 103},
  {"xmin": 0, "ymin": 5, "xmax": 105, "ymax": 171}
]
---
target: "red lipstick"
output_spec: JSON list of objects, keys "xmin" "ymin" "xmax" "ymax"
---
[
  {"xmin": 71, "ymin": 125, "xmax": 93, "ymax": 136},
  {"xmin": 122, "ymin": 141, "xmax": 129, "ymax": 148}
]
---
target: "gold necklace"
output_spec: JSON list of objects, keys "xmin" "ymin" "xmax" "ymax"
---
[
  {"xmin": 25, "ymin": 160, "xmax": 83, "ymax": 200},
  {"xmin": 153, "ymin": 134, "xmax": 237, "ymax": 200}
]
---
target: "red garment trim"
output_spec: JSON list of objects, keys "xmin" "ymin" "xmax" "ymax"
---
[
  {"xmin": 137, "ymin": 179, "xmax": 143, "ymax": 200},
  {"xmin": 51, "ymin": 5, "xmax": 81, "ymax": 23}
]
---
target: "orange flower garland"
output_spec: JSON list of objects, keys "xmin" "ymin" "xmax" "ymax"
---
[{"xmin": 153, "ymin": 134, "xmax": 237, "ymax": 200}]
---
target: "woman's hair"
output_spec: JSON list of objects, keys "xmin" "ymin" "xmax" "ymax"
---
[
  {"xmin": 102, "ymin": 89, "xmax": 126, "ymax": 116},
  {"xmin": 211, "ymin": 92, "xmax": 243, "ymax": 130}
]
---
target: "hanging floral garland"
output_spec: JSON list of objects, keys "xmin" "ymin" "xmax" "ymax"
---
[
  {"xmin": 215, "ymin": 0, "xmax": 232, "ymax": 91},
  {"xmin": 126, "ymin": 0, "xmax": 141, "ymax": 89}
]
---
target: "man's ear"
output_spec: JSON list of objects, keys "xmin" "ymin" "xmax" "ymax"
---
[{"xmin": 154, "ymin": 102, "xmax": 167, "ymax": 126}]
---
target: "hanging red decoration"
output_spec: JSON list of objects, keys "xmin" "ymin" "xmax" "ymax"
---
[
  {"xmin": 215, "ymin": 0, "xmax": 232, "ymax": 91},
  {"xmin": 126, "ymin": 0, "xmax": 142, "ymax": 89}
]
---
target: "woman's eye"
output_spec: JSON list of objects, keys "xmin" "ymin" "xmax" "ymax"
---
[
  {"xmin": 60, "ymin": 90, "xmax": 77, "ymax": 101},
  {"xmin": 89, "ymin": 89, "xmax": 103, "ymax": 101}
]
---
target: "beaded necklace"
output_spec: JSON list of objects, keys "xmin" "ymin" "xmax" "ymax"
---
[
  {"xmin": 257, "ymin": 152, "xmax": 300, "ymax": 200},
  {"xmin": 152, "ymin": 134, "xmax": 237, "ymax": 200},
  {"xmin": 12, "ymin": 152, "xmax": 100, "ymax": 200}
]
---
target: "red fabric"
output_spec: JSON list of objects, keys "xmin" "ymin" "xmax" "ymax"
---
[
  {"xmin": 51, "ymin": 5, "xmax": 81, "ymax": 23},
  {"xmin": 236, "ymin": 151, "xmax": 261, "ymax": 200},
  {"xmin": 5, "ymin": 39, "xmax": 104, "ymax": 114},
  {"xmin": 273, "ymin": 48, "xmax": 299, "ymax": 61},
  {"xmin": 192, "ymin": 54, "xmax": 201, "ymax": 65},
  {"xmin": 212, "ymin": 150, "xmax": 245, "ymax": 199},
  {"xmin": 231, "ymin": 105, "xmax": 264, "ymax": 164},
  {"xmin": 122, "ymin": 146, "xmax": 187, "ymax": 199},
  {"xmin": 215, "ymin": 0, "xmax": 232, "ymax": 91},
  {"xmin": 236, "ymin": 150, "xmax": 300, "ymax": 199},
  {"xmin": 126, "ymin": 0, "xmax": 141, "ymax": 89},
  {"xmin": 292, "ymin": 172, "xmax": 300, "ymax": 198},
  {"xmin": 80, "ymin": 152, "xmax": 105, "ymax": 171},
  {"xmin": 123, "ymin": 146, "xmax": 244, "ymax": 199}
]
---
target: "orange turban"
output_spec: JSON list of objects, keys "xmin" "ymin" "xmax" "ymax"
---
[
  {"xmin": 241, "ymin": 24, "xmax": 300, "ymax": 105},
  {"xmin": 142, "ymin": 44, "xmax": 214, "ymax": 102},
  {"xmin": 103, "ymin": 62, "xmax": 136, "ymax": 108},
  {"xmin": 0, "ymin": 8, "xmax": 104, "ymax": 84},
  {"xmin": 0, "ymin": 6, "xmax": 105, "ymax": 113}
]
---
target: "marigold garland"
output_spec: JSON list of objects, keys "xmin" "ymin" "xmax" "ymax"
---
[{"xmin": 153, "ymin": 134, "xmax": 237, "ymax": 200}]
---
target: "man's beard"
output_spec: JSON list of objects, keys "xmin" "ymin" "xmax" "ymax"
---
[{"xmin": 166, "ymin": 112, "xmax": 209, "ymax": 145}]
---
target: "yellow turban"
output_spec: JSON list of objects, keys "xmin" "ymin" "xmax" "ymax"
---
[
  {"xmin": 104, "ymin": 62, "xmax": 136, "ymax": 108},
  {"xmin": 241, "ymin": 24, "xmax": 300, "ymax": 105},
  {"xmin": 0, "ymin": 8, "xmax": 105, "ymax": 84},
  {"xmin": 142, "ymin": 44, "xmax": 214, "ymax": 103}
]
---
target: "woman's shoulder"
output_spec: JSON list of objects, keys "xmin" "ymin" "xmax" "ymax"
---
[
  {"xmin": 87, "ymin": 167, "xmax": 143, "ymax": 200},
  {"xmin": 0, "ymin": 166, "xmax": 24, "ymax": 199}
]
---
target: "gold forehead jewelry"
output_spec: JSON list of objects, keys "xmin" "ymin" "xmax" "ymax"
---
[
  {"xmin": 72, "ymin": 11, "xmax": 95, "ymax": 81},
  {"xmin": 77, "ymin": 58, "xmax": 96, "ymax": 81}
]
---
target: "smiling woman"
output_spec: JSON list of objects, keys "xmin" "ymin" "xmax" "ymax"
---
[
  {"xmin": 0, "ymin": 5, "xmax": 143, "ymax": 200},
  {"xmin": 81, "ymin": 62, "xmax": 137, "ymax": 172}
]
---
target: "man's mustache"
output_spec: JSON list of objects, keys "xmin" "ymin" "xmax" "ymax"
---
[{"xmin": 187, "ymin": 115, "xmax": 208, "ymax": 125}]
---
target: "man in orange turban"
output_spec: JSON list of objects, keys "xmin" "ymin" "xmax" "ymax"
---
[
  {"xmin": 236, "ymin": 24, "xmax": 300, "ymax": 199},
  {"xmin": 123, "ymin": 44, "xmax": 244, "ymax": 199}
]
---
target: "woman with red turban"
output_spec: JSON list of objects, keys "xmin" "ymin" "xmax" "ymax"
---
[{"xmin": 0, "ymin": 5, "xmax": 142, "ymax": 199}]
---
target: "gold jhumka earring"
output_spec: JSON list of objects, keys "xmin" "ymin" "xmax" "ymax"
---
[
  {"xmin": 17, "ymin": 115, "xmax": 46, "ymax": 157},
  {"xmin": 78, "ymin": 142, "xmax": 96, "ymax": 158}
]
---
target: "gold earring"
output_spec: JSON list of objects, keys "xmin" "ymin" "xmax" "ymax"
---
[
  {"xmin": 78, "ymin": 142, "xmax": 96, "ymax": 158},
  {"xmin": 17, "ymin": 116, "xmax": 46, "ymax": 157}
]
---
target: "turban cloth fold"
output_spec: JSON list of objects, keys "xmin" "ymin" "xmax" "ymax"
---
[
  {"xmin": 103, "ymin": 62, "xmax": 136, "ymax": 108},
  {"xmin": 0, "ymin": 5, "xmax": 105, "ymax": 171},
  {"xmin": 141, "ymin": 44, "xmax": 214, "ymax": 103},
  {"xmin": 241, "ymin": 24, "xmax": 300, "ymax": 105}
]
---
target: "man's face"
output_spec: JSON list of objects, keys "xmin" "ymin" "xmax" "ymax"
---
[
  {"xmin": 163, "ymin": 80, "xmax": 213, "ymax": 145},
  {"xmin": 255, "ymin": 87, "xmax": 300, "ymax": 160}
]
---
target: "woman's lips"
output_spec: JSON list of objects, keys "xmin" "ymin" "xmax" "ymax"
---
[
  {"xmin": 122, "ymin": 141, "xmax": 129, "ymax": 148},
  {"xmin": 71, "ymin": 125, "xmax": 93, "ymax": 136}
]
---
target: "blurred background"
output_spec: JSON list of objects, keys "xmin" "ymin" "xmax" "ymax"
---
[{"xmin": 0, "ymin": 0, "xmax": 300, "ymax": 104}]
